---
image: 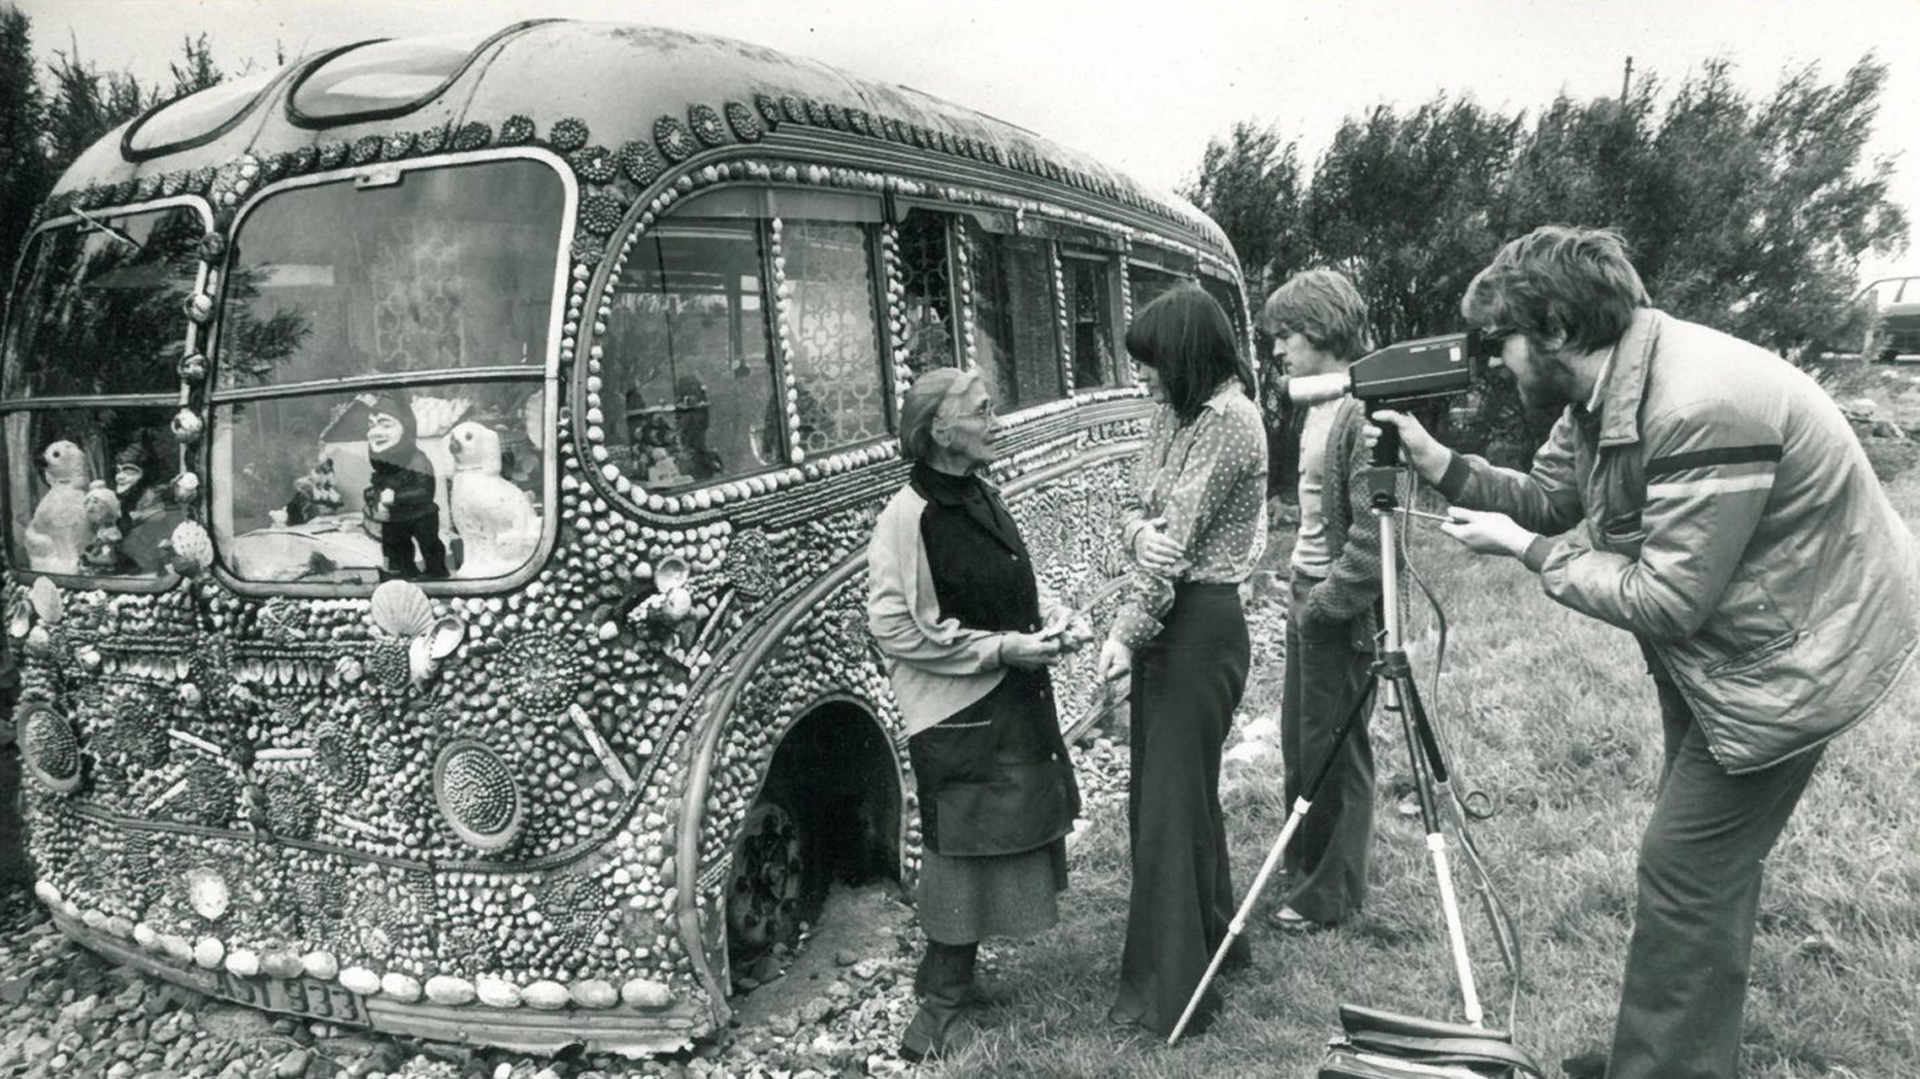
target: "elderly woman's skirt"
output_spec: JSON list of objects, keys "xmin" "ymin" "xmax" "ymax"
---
[{"xmin": 917, "ymin": 839, "xmax": 1068, "ymax": 944}]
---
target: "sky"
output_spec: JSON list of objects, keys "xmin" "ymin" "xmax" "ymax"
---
[{"xmin": 16, "ymin": 0, "xmax": 1920, "ymax": 281}]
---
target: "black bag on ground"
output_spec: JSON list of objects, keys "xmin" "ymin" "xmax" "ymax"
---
[{"xmin": 1317, "ymin": 1004, "xmax": 1545, "ymax": 1079}]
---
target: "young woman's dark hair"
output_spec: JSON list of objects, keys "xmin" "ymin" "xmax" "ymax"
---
[{"xmin": 1124, "ymin": 286, "xmax": 1256, "ymax": 424}]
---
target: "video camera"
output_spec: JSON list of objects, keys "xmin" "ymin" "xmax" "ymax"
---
[
  {"xmin": 1276, "ymin": 330, "xmax": 1494, "ymax": 493},
  {"xmin": 1278, "ymin": 330, "xmax": 1491, "ymax": 409}
]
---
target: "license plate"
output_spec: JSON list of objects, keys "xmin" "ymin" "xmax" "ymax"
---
[{"xmin": 179, "ymin": 964, "xmax": 371, "ymax": 1025}]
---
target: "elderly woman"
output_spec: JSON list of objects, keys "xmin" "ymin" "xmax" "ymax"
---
[
  {"xmin": 867, "ymin": 366, "xmax": 1091, "ymax": 1063},
  {"xmin": 1098, "ymin": 286, "xmax": 1268, "ymax": 1038}
]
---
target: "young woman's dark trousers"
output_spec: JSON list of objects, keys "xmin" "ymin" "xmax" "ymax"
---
[{"xmin": 1112, "ymin": 583, "xmax": 1251, "ymax": 1036}]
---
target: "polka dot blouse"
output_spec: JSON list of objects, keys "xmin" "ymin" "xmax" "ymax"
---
[{"xmin": 1110, "ymin": 379, "xmax": 1270, "ymax": 649}]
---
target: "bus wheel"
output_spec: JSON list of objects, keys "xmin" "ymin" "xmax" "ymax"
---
[{"xmin": 726, "ymin": 787, "xmax": 816, "ymax": 970}]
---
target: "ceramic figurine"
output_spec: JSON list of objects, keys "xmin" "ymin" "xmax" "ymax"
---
[
  {"xmin": 79, "ymin": 479, "xmax": 124, "ymax": 572},
  {"xmin": 446, "ymin": 421, "xmax": 539, "ymax": 576},
  {"xmin": 24, "ymin": 440, "xmax": 93, "ymax": 573},
  {"xmin": 361, "ymin": 393, "xmax": 449, "ymax": 581},
  {"xmin": 285, "ymin": 455, "xmax": 346, "ymax": 526}
]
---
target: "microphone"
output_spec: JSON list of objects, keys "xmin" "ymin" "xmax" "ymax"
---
[{"xmin": 1276, "ymin": 373, "xmax": 1353, "ymax": 405}]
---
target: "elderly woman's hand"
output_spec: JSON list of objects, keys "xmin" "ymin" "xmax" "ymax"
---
[
  {"xmin": 1001, "ymin": 632, "xmax": 1066, "ymax": 670},
  {"xmin": 1098, "ymin": 638, "xmax": 1132, "ymax": 684},
  {"xmin": 1040, "ymin": 612, "xmax": 1096, "ymax": 655}
]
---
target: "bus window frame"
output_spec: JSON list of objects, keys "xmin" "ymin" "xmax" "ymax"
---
[
  {"xmin": 778, "ymin": 215, "xmax": 896, "ymax": 460},
  {"xmin": 203, "ymin": 147, "xmax": 575, "ymax": 599},
  {"xmin": 959, "ymin": 219, "xmax": 1067, "ymax": 415},
  {"xmin": 0, "ymin": 194, "xmax": 215, "ymax": 593},
  {"xmin": 1059, "ymin": 246, "xmax": 1124, "ymax": 393},
  {"xmin": 584, "ymin": 183, "xmax": 904, "ymax": 503},
  {"xmin": 886, "ymin": 205, "xmax": 965, "ymax": 379},
  {"xmin": 601, "ymin": 215, "xmax": 793, "ymax": 493},
  {"xmin": 1198, "ymin": 262, "xmax": 1254, "ymax": 367},
  {"xmin": 1129, "ymin": 242, "xmax": 1198, "ymax": 279}
]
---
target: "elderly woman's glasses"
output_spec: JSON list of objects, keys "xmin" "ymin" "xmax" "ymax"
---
[{"xmin": 943, "ymin": 397, "xmax": 996, "ymax": 423}]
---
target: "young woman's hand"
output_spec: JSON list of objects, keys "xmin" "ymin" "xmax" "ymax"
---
[
  {"xmin": 1098, "ymin": 638, "xmax": 1133, "ymax": 684},
  {"xmin": 1133, "ymin": 516, "xmax": 1187, "ymax": 574}
]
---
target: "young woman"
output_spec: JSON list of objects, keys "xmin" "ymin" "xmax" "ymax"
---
[
  {"xmin": 867, "ymin": 367, "xmax": 1092, "ymax": 1062},
  {"xmin": 1099, "ymin": 286, "xmax": 1268, "ymax": 1038}
]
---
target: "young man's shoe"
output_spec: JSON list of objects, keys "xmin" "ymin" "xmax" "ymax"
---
[
  {"xmin": 1560, "ymin": 1050, "xmax": 1607, "ymax": 1078},
  {"xmin": 1268, "ymin": 905, "xmax": 1331, "ymax": 933}
]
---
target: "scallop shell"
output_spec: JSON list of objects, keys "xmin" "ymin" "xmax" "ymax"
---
[
  {"xmin": 29, "ymin": 577, "xmax": 63, "ymax": 626},
  {"xmin": 653, "ymin": 555, "xmax": 690, "ymax": 592},
  {"xmin": 369, "ymin": 579, "xmax": 435, "ymax": 638},
  {"xmin": 425, "ymin": 613, "xmax": 466, "ymax": 659}
]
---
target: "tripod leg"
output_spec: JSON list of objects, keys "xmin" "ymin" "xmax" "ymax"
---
[
  {"xmin": 1166, "ymin": 673, "xmax": 1381, "ymax": 1046},
  {"xmin": 1395, "ymin": 670, "xmax": 1484, "ymax": 1027}
]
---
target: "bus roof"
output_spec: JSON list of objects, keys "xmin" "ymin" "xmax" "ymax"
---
[{"xmin": 50, "ymin": 19, "xmax": 1232, "ymax": 261}]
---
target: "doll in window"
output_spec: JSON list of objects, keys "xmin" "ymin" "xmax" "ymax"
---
[{"xmin": 360, "ymin": 392, "xmax": 449, "ymax": 580}]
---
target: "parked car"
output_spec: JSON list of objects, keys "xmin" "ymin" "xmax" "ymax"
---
[{"xmin": 1860, "ymin": 276, "xmax": 1920, "ymax": 362}]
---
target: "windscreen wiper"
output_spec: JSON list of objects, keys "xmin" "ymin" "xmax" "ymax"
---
[{"xmin": 71, "ymin": 205, "xmax": 144, "ymax": 253}]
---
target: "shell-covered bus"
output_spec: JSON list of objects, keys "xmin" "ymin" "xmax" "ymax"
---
[{"xmin": 0, "ymin": 20, "xmax": 1250, "ymax": 1053}]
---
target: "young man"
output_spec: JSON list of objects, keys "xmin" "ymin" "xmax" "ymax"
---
[
  {"xmin": 1373, "ymin": 226, "xmax": 1920, "ymax": 1079},
  {"xmin": 1262, "ymin": 269, "xmax": 1381, "ymax": 931}
]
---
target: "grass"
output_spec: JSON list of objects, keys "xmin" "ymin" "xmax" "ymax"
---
[{"xmin": 926, "ymin": 470, "xmax": 1920, "ymax": 1078}]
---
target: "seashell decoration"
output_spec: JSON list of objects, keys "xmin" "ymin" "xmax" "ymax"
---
[
  {"xmin": 163, "ymin": 520, "xmax": 213, "ymax": 576},
  {"xmin": 30, "ymin": 576, "xmax": 63, "ymax": 626},
  {"xmin": 171, "ymin": 408, "xmax": 204, "ymax": 445},
  {"xmin": 4, "ymin": 589, "xmax": 32, "ymax": 639},
  {"xmin": 407, "ymin": 636, "xmax": 435, "ymax": 688},
  {"xmin": 652, "ymin": 555, "xmax": 689, "ymax": 593},
  {"xmin": 369, "ymin": 579, "xmax": 436, "ymax": 638},
  {"xmin": 185, "ymin": 867, "xmax": 230, "ymax": 921},
  {"xmin": 18, "ymin": 704, "xmax": 81, "ymax": 793},
  {"xmin": 433, "ymin": 739, "xmax": 525, "ymax": 853},
  {"xmin": 425, "ymin": 613, "xmax": 466, "ymax": 660}
]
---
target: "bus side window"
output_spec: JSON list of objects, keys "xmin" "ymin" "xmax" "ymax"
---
[
  {"xmin": 1128, "ymin": 263, "xmax": 1182, "ymax": 318},
  {"xmin": 778, "ymin": 220, "xmax": 889, "ymax": 455},
  {"xmin": 601, "ymin": 220, "xmax": 782, "ymax": 489},
  {"xmin": 1200, "ymin": 273, "xmax": 1251, "ymax": 361},
  {"xmin": 967, "ymin": 222, "xmax": 1063, "ymax": 410},
  {"xmin": 896, "ymin": 210, "xmax": 958, "ymax": 377},
  {"xmin": 1062, "ymin": 251, "xmax": 1120, "ymax": 390}
]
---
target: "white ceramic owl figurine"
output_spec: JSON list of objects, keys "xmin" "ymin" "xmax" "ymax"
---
[
  {"xmin": 25, "ymin": 440, "xmax": 94, "ymax": 573},
  {"xmin": 446, "ymin": 421, "xmax": 538, "ymax": 576}
]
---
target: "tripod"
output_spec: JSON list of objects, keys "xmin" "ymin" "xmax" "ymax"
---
[{"xmin": 1168, "ymin": 432, "xmax": 1497, "ymax": 1046}]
